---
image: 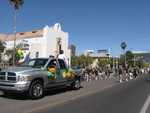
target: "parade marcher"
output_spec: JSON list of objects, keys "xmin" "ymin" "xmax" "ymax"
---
[
  {"xmin": 84, "ymin": 67, "xmax": 90, "ymax": 82},
  {"xmin": 133, "ymin": 67, "xmax": 138, "ymax": 78},
  {"xmin": 119, "ymin": 66, "xmax": 123, "ymax": 83},
  {"xmin": 129, "ymin": 70, "xmax": 133, "ymax": 80}
]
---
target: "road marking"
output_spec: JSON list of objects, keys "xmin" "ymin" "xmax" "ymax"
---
[
  {"xmin": 23, "ymin": 84, "xmax": 116, "ymax": 113},
  {"xmin": 140, "ymin": 95, "xmax": 150, "ymax": 113}
]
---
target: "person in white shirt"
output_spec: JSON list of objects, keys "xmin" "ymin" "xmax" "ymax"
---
[{"xmin": 58, "ymin": 50, "xmax": 68, "ymax": 67}]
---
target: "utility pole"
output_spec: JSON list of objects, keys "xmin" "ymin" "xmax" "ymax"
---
[
  {"xmin": 124, "ymin": 49, "xmax": 127, "ymax": 67},
  {"xmin": 9, "ymin": 0, "xmax": 24, "ymax": 66},
  {"xmin": 13, "ymin": 9, "xmax": 17, "ymax": 66},
  {"xmin": 134, "ymin": 54, "xmax": 136, "ymax": 67},
  {"xmin": 120, "ymin": 42, "xmax": 127, "ymax": 67}
]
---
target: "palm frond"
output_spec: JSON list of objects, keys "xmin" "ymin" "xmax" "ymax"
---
[{"xmin": 9, "ymin": 0, "xmax": 24, "ymax": 9}]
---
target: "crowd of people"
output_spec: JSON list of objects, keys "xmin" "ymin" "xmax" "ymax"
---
[{"xmin": 80, "ymin": 65, "xmax": 150, "ymax": 83}]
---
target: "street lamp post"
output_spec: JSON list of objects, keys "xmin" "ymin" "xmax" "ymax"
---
[
  {"xmin": 124, "ymin": 49, "xmax": 127, "ymax": 67},
  {"xmin": 134, "ymin": 54, "xmax": 136, "ymax": 67},
  {"xmin": 120, "ymin": 42, "xmax": 127, "ymax": 67},
  {"xmin": 9, "ymin": 0, "xmax": 24, "ymax": 66},
  {"xmin": 13, "ymin": 8, "xmax": 17, "ymax": 66}
]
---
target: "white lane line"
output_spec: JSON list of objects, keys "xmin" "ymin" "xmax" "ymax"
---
[{"xmin": 140, "ymin": 95, "xmax": 150, "ymax": 113}]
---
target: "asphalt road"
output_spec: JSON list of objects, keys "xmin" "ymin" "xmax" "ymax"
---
[
  {"xmin": 0, "ymin": 79, "xmax": 116, "ymax": 113},
  {"xmin": 30, "ymin": 75, "xmax": 150, "ymax": 113}
]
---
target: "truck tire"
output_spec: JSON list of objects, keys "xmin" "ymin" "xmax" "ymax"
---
[
  {"xmin": 71, "ymin": 79, "xmax": 81, "ymax": 90},
  {"xmin": 28, "ymin": 80, "xmax": 44, "ymax": 99}
]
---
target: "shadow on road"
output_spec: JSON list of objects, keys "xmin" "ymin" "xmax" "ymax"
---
[
  {"xmin": 0, "ymin": 92, "xmax": 28, "ymax": 100},
  {"xmin": 0, "ymin": 86, "xmax": 84, "ymax": 100},
  {"xmin": 45, "ymin": 86, "xmax": 83, "ymax": 97}
]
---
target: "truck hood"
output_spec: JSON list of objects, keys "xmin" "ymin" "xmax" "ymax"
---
[{"xmin": 2, "ymin": 66, "xmax": 41, "ymax": 74}]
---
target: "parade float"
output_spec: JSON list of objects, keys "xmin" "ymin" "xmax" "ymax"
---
[
  {"xmin": 47, "ymin": 66, "xmax": 76, "ymax": 80},
  {"xmin": 62, "ymin": 69, "xmax": 76, "ymax": 79},
  {"xmin": 47, "ymin": 66, "xmax": 57, "ymax": 80}
]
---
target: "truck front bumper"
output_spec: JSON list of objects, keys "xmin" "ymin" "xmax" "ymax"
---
[{"xmin": 0, "ymin": 81, "xmax": 31, "ymax": 92}]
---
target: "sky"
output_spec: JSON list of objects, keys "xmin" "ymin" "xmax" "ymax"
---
[{"xmin": 0, "ymin": 0, "xmax": 150, "ymax": 56}]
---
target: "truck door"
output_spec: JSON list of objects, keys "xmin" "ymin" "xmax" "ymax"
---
[
  {"xmin": 57, "ymin": 59, "xmax": 68, "ymax": 82},
  {"xmin": 46, "ymin": 59, "xmax": 66, "ymax": 85},
  {"xmin": 46, "ymin": 59, "xmax": 58, "ymax": 84}
]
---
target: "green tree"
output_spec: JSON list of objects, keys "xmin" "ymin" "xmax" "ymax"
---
[
  {"xmin": 9, "ymin": 0, "xmax": 24, "ymax": 65},
  {"xmin": 119, "ymin": 50, "xmax": 134, "ymax": 66},
  {"xmin": 136, "ymin": 60, "xmax": 144, "ymax": 68},
  {"xmin": 86, "ymin": 55, "xmax": 93, "ymax": 66},
  {"xmin": 98, "ymin": 58, "xmax": 109, "ymax": 67},
  {"xmin": 126, "ymin": 50, "xmax": 134, "ymax": 66},
  {"xmin": 78, "ymin": 55, "xmax": 87, "ymax": 66},
  {"xmin": 71, "ymin": 55, "xmax": 93, "ymax": 67},
  {"xmin": 71, "ymin": 56, "xmax": 78, "ymax": 67}
]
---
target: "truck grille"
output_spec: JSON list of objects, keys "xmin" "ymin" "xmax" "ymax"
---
[
  {"xmin": 0, "ymin": 72, "xmax": 16, "ymax": 82},
  {"xmin": 0, "ymin": 75, "xmax": 5, "ymax": 80},
  {"xmin": 0, "ymin": 72, "xmax": 6, "ymax": 81}
]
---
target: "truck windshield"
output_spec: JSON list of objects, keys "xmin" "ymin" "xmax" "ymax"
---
[{"xmin": 21, "ymin": 58, "xmax": 48, "ymax": 68}]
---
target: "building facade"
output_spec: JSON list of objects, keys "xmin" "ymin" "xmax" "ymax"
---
[
  {"xmin": 0, "ymin": 23, "xmax": 71, "ymax": 65},
  {"xmin": 84, "ymin": 49, "xmax": 110, "ymax": 58},
  {"xmin": 132, "ymin": 51, "xmax": 150, "ymax": 63},
  {"xmin": 69, "ymin": 44, "xmax": 76, "ymax": 56}
]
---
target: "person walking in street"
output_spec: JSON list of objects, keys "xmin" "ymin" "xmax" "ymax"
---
[
  {"xmin": 119, "ymin": 66, "xmax": 123, "ymax": 83},
  {"xmin": 133, "ymin": 67, "xmax": 138, "ymax": 78}
]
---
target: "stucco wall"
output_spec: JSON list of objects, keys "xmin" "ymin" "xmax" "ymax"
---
[{"xmin": 4, "ymin": 23, "xmax": 71, "ymax": 65}]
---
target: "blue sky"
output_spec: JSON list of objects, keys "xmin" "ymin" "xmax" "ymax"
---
[{"xmin": 0, "ymin": 0, "xmax": 150, "ymax": 56}]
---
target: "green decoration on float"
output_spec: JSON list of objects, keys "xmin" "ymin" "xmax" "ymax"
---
[
  {"xmin": 47, "ymin": 71, "xmax": 56, "ymax": 80},
  {"xmin": 47, "ymin": 67, "xmax": 57, "ymax": 80}
]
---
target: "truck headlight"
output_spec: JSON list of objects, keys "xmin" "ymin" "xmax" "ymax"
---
[{"xmin": 18, "ymin": 75, "xmax": 29, "ymax": 82}]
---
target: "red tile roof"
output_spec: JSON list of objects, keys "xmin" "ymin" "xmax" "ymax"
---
[{"xmin": 0, "ymin": 29, "xmax": 43, "ymax": 41}]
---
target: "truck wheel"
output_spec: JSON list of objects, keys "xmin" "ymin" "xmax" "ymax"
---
[
  {"xmin": 28, "ymin": 80, "xmax": 44, "ymax": 99},
  {"xmin": 71, "ymin": 79, "xmax": 81, "ymax": 90}
]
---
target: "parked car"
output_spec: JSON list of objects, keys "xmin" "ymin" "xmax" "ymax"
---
[{"xmin": 0, "ymin": 58, "xmax": 81, "ymax": 99}]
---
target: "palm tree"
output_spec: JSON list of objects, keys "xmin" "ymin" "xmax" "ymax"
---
[
  {"xmin": 121, "ymin": 42, "xmax": 127, "ymax": 50},
  {"xmin": 9, "ymin": 0, "xmax": 24, "ymax": 65},
  {"xmin": 120, "ymin": 42, "xmax": 127, "ymax": 67}
]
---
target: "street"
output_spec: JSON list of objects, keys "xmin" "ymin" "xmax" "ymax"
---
[
  {"xmin": 1, "ymin": 1, "xmax": 150, "ymax": 113},
  {"xmin": 0, "ymin": 79, "xmax": 116, "ymax": 113},
  {"xmin": 0, "ymin": 75, "xmax": 150, "ymax": 113},
  {"xmin": 26, "ymin": 75, "xmax": 150, "ymax": 113},
  {"xmin": 31, "ymin": 75, "xmax": 150, "ymax": 113}
]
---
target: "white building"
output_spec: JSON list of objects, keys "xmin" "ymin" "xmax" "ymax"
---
[
  {"xmin": 84, "ymin": 49, "xmax": 110, "ymax": 58},
  {"xmin": 0, "ymin": 23, "xmax": 71, "ymax": 65},
  {"xmin": 84, "ymin": 49, "xmax": 94, "ymax": 56}
]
